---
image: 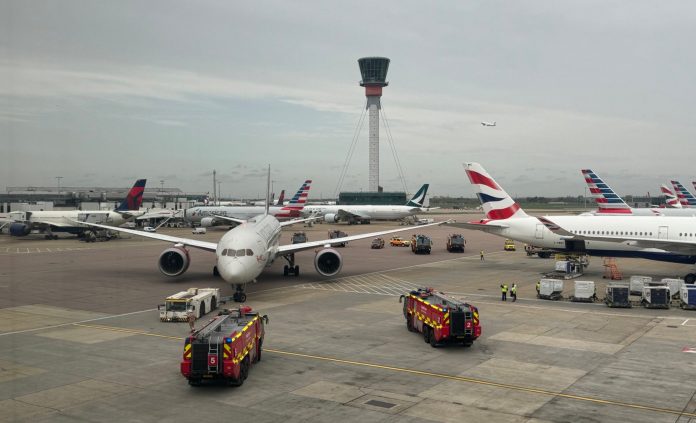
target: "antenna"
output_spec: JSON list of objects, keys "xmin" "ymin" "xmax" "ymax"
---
[{"xmin": 265, "ymin": 165, "xmax": 271, "ymax": 216}]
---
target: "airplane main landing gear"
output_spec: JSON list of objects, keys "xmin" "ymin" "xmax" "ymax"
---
[
  {"xmin": 282, "ymin": 254, "xmax": 300, "ymax": 277},
  {"xmin": 685, "ymin": 273, "xmax": 696, "ymax": 285},
  {"xmin": 232, "ymin": 284, "xmax": 247, "ymax": 302}
]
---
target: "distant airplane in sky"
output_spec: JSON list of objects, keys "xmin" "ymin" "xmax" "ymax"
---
[{"xmin": 481, "ymin": 121, "xmax": 496, "ymax": 127}]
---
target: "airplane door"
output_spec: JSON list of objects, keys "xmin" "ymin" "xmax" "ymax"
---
[
  {"xmin": 535, "ymin": 224, "xmax": 544, "ymax": 239},
  {"xmin": 658, "ymin": 226, "xmax": 668, "ymax": 239}
]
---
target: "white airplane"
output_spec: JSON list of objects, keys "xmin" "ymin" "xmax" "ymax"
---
[
  {"xmin": 7, "ymin": 179, "xmax": 147, "ymax": 239},
  {"xmin": 453, "ymin": 163, "xmax": 696, "ymax": 283},
  {"xmin": 672, "ymin": 180, "xmax": 696, "ymax": 208},
  {"xmin": 661, "ymin": 184, "xmax": 682, "ymax": 208},
  {"xmin": 184, "ymin": 180, "xmax": 310, "ymax": 227},
  {"xmin": 301, "ymin": 184, "xmax": 433, "ymax": 224},
  {"xmin": 581, "ymin": 169, "xmax": 695, "ymax": 216},
  {"xmin": 481, "ymin": 121, "xmax": 497, "ymax": 127},
  {"xmin": 76, "ymin": 169, "xmax": 446, "ymax": 302}
]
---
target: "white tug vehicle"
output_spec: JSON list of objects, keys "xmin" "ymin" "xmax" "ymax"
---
[{"xmin": 159, "ymin": 288, "xmax": 220, "ymax": 322}]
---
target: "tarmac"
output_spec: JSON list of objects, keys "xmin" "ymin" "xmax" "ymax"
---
[{"xmin": 1, "ymin": 215, "xmax": 696, "ymax": 422}]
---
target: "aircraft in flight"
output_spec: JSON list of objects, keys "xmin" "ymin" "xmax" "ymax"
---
[
  {"xmin": 454, "ymin": 163, "xmax": 696, "ymax": 283},
  {"xmin": 581, "ymin": 169, "xmax": 695, "ymax": 216},
  {"xmin": 77, "ymin": 169, "xmax": 446, "ymax": 301},
  {"xmin": 481, "ymin": 121, "xmax": 497, "ymax": 127},
  {"xmin": 301, "ymin": 184, "xmax": 433, "ymax": 224},
  {"xmin": 7, "ymin": 179, "xmax": 147, "ymax": 239}
]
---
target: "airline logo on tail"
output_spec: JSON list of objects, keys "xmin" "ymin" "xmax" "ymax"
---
[
  {"xmin": 116, "ymin": 179, "xmax": 146, "ymax": 211},
  {"xmin": 581, "ymin": 169, "xmax": 631, "ymax": 214},
  {"xmin": 275, "ymin": 190, "xmax": 285, "ymax": 206},
  {"xmin": 406, "ymin": 184, "xmax": 429, "ymax": 207},
  {"xmin": 671, "ymin": 180, "xmax": 696, "ymax": 208},
  {"xmin": 282, "ymin": 180, "xmax": 312, "ymax": 212},
  {"xmin": 661, "ymin": 184, "xmax": 682, "ymax": 208},
  {"xmin": 464, "ymin": 163, "xmax": 528, "ymax": 220}
]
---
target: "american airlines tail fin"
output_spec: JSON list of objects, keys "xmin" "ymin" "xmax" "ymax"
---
[
  {"xmin": 464, "ymin": 163, "xmax": 528, "ymax": 219},
  {"xmin": 581, "ymin": 169, "xmax": 632, "ymax": 214},
  {"xmin": 406, "ymin": 184, "xmax": 429, "ymax": 207},
  {"xmin": 284, "ymin": 180, "xmax": 312, "ymax": 211},
  {"xmin": 661, "ymin": 184, "xmax": 682, "ymax": 208},
  {"xmin": 671, "ymin": 180, "xmax": 696, "ymax": 207},
  {"xmin": 116, "ymin": 179, "xmax": 146, "ymax": 211},
  {"xmin": 275, "ymin": 190, "xmax": 285, "ymax": 206}
]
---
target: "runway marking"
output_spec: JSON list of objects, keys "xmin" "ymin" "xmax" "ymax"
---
[
  {"xmin": 39, "ymin": 322, "xmax": 696, "ymax": 419},
  {"xmin": 0, "ymin": 246, "xmax": 92, "ymax": 255}
]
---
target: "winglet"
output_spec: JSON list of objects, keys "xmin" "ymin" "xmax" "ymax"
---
[{"xmin": 537, "ymin": 216, "xmax": 574, "ymax": 237}]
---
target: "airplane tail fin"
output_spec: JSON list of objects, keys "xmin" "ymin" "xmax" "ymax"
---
[
  {"xmin": 116, "ymin": 179, "xmax": 146, "ymax": 211},
  {"xmin": 276, "ymin": 190, "xmax": 285, "ymax": 206},
  {"xmin": 671, "ymin": 180, "xmax": 696, "ymax": 207},
  {"xmin": 661, "ymin": 184, "xmax": 682, "ymax": 208},
  {"xmin": 464, "ymin": 163, "xmax": 528, "ymax": 220},
  {"xmin": 581, "ymin": 169, "xmax": 632, "ymax": 214},
  {"xmin": 406, "ymin": 184, "xmax": 429, "ymax": 207},
  {"xmin": 284, "ymin": 180, "xmax": 312, "ymax": 211}
]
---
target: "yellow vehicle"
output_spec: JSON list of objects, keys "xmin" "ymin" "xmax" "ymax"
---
[
  {"xmin": 390, "ymin": 236, "xmax": 410, "ymax": 247},
  {"xmin": 504, "ymin": 239, "xmax": 516, "ymax": 251}
]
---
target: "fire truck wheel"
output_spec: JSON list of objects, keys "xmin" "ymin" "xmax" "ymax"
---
[
  {"xmin": 429, "ymin": 331, "xmax": 438, "ymax": 347},
  {"xmin": 423, "ymin": 326, "xmax": 431, "ymax": 343},
  {"xmin": 241, "ymin": 357, "xmax": 250, "ymax": 381},
  {"xmin": 406, "ymin": 317, "xmax": 414, "ymax": 332},
  {"xmin": 256, "ymin": 339, "xmax": 263, "ymax": 362},
  {"xmin": 188, "ymin": 378, "xmax": 201, "ymax": 387}
]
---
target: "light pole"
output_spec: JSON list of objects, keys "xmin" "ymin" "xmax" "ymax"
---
[
  {"xmin": 160, "ymin": 180, "xmax": 165, "ymax": 208},
  {"xmin": 55, "ymin": 176, "xmax": 63, "ymax": 194},
  {"xmin": 217, "ymin": 181, "xmax": 221, "ymax": 205}
]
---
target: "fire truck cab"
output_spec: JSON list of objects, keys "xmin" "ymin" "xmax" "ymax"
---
[
  {"xmin": 181, "ymin": 306, "xmax": 267, "ymax": 387},
  {"xmin": 399, "ymin": 288, "xmax": 481, "ymax": 347}
]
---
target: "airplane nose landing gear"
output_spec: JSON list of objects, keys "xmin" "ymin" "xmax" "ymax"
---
[{"xmin": 233, "ymin": 284, "xmax": 247, "ymax": 302}]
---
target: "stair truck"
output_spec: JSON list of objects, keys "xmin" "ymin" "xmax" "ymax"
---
[
  {"xmin": 399, "ymin": 287, "xmax": 481, "ymax": 347},
  {"xmin": 446, "ymin": 234, "xmax": 466, "ymax": 253},
  {"xmin": 159, "ymin": 288, "xmax": 220, "ymax": 322},
  {"xmin": 181, "ymin": 306, "xmax": 268, "ymax": 387},
  {"xmin": 411, "ymin": 234, "xmax": 433, "ymax": 254}
]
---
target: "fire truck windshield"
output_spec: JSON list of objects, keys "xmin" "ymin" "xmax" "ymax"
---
[{"xmin": 166, "ymin": 301, "xmax": 188, "ymax": 312}]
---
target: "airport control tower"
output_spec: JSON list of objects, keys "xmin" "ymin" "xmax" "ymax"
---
[{"xmin": 358, "ymin": 57, "xmax": 390, "ymax": 192}]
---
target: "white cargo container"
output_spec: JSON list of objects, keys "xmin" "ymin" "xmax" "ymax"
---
[
  {"xmin": 660, "ymin": 278, "xmax": 682, "ymax": 298},
  {"xmin": 641, "ymin": 286, "xmax": 670, "ymax": 309},
  {"xmin": 572, "ymin": 280, "xmax": 596, "ymax": 302},
  {"xmin": 539, "ymin": 279, "xmax": 564, "ymax": 300},
  {"xmin": 680, "ymin": 286, "xmax": 696, "ymax": 310},
  {"xmin": 630, "ymin": 275, "xmax": 652, "ymax": 295},
  {"xmin": 158, "ymin": 287, "xmax": 220, "ymax": 322}
]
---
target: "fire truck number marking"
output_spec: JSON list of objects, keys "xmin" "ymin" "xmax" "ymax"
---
[{"xmin": 208, "ymin": 354, "xmax": 217, "ymax": 366}]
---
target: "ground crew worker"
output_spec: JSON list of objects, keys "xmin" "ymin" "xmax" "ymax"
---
[
  {"xmin": 500, "ymin": 283, "xmax": 508, "ymax": 301},
  {"xmin": 536, "ymin": 280, "xmax": 541, "ymax": 297},
  {"xmin": 511, "ymin": 283, "xmax": 518, "ymax": 302},
  {"xmin": 187, "ymin": 309, "xmax": 196, "ymax": 332},
  {"xmin": 480, "ymin": 250, "xmax": 485, "ymax": 261}
]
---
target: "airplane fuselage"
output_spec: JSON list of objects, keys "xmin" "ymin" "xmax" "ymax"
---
[
  {"xmin": 184, "ymin": 206, "xmax": 300, "ymax": 224},
  {"xmin": 301, "ymin": 205, "xmax": 419, "ymax": 221}
]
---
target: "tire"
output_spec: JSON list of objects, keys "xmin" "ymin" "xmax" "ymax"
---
[
  {"xmin": 213, "ymin": 266, "xmax": 220, "ymax": 277},
  {"xmin": 241, "ymin": 357, "xmax": 250, "ymax": 381},
  {"xmin": 685, "ymin": 273, "xmax": 696, "ymax": 284},
  {"xmin": 188, "ymin": 379, "xmax": 201, "ymax": 387},
  {"xmin": 294, "ymin": 265, "xmax": 300, "ymax": 277},
  {"xmin": 406, "ymin": 316, "xmax": 414, "ymax": 332},
  {"xmin": 238, "ymin": 293, "xmax": 246, "ymax": 302},
  {"xmin": 199, "ymin": 303, "xmax": 206, "ymax": 318},
  {"xmin": 257, "ymin": 339, "xmax": 263, "ymax": 362},
  {"xmin": 211, "ymin": 297, "xmax": 217, "ymax": 311},
  {"xmin": 283, "ymin": 265, "xmax": 289, "ymax": 276},
  {"xmin": 429, "ymin": 329, "xmax": 438, "ymax": 347},
  {"xmin": 423, "ymin": 326, "xmax": 430, "ymax": 344}
]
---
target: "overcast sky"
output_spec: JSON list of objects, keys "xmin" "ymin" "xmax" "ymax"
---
[{"xmin": 2, "ymin": 1, "xmax": 696, "ymax": 199}]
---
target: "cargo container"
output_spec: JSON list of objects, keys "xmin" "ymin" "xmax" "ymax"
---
[
  {"xmin": 680, "ymin": 286, "xmax": 696, "ymax": 310},
  {"xmin": 539, "ymin": 279, "xmax": 563, "ymax": 300},
  {"xmin": 629, "ymin": 275, "xmax": 652, "ymax": 295},
  {"xmin": 605, "ymin": 283, "xmax": 631, "ymax": 308},
  {"xmin": 571, "ymin": 280, "xmax": 596, "ymax": 302},
  {"xmin": 642, "ymin": 286, "xmax": 670, "ymax": 309}
]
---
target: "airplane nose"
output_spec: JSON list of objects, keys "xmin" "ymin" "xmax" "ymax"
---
[{"xmin": 218, "ymin": 260, "xmax": 248, "ymax": 283}]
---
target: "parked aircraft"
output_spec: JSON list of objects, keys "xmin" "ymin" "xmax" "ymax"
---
[
  {"xmin": 184, "ymin": 180, "xmax": 311, "ymax": 227},
  {"xmin": 301, "ymin": 184, "xmax": 432, "ymax": 224},
  {"xmin": 672, "ymin": 180, "xmax": 696, "ymax": 208},
  {"xmin": 455, "ymin": 163, "xmax": 696, "ymax": 282},
  {"xmin": 77, "ymin": 169, "xmax": 445, "ymax": 301},
  {"xmin": 481, "ymin": 121, "xmax": 497, "ymax": 127},
  {"xmin": 581, "ymin": 169, "xmax": 695, "ymax": 216},
  {"xmin": 661, "ymin": 184, "xmax": 682, "ymax": 208},
  {"xmin": 7, "ymin": 179, "xmax": 146, "ymax": 239}
]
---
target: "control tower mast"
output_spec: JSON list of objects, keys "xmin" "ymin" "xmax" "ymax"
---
[{"xmin": 358, "ymin": 57, "xmax": 390, "ymax": 192}]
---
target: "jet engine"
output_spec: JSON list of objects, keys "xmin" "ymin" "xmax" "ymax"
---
[
  {"xmin": 200, "ymin": 217, "xmax": 215, "ymax": 227},
  {"xmin": 323, "ymin": 213, "xmax": 340, "ymax": 223},
  {"xmin": 314, "ymin": 248, "xmax": 343, "ymax": 276},
  {"xmin": 158, "ymin": 246, "xmax": 190, "ymax": 276},
  {"xmin": 9, "ymin": 223, "xmax": 30, "ymax": 237}
]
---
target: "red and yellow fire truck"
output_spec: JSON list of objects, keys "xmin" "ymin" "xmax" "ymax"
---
[
  {"xmin": 399, "ymin": 288, "xmax": 481, "ymax": 347},
  {"xmin": 181, "ymin": 306, "xmax": 268, "ymax": 386}
]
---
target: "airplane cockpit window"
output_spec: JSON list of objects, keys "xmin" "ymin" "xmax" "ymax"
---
[
  {"xmin": 236, "ymin": 249, "xmax": 246, "ymax": 256},
  {"xmin": 246, "ymin": 249, "xmax": 254, "ymax": 256},
  {"xmin": 222, "ymin": 249, "xmax": 228, "ymax": 256}
]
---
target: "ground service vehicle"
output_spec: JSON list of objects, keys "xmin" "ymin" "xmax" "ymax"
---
[
  {"xmin": 192, "ymin": 227, "xmax": 207, "ymax": 234},
  {"xmin": 524, "ymin": 244, "xmax": 552, "ymax": 258},
  {"xmin": 159, "ymin": 288, "xmax": 220, "ymax": 321},
  {"xmin": 411, "ymin": 234, "xmax": 432, "ymax": 254},
  {"xmin": 291, "ymin": 232, "xmax": 308, "ymax": 244},
  {"xmin": 446, "ymin": 234, "xmax": 465, "ymax": 252},
  {"xmin": 399, "ymin": 287, "xmax": 481, "ymax": 347},
  {"xmin": 371, "ymin": 237, "xmax": 385, "ymax": 249},
  {"xmin": 504, "ymin": 239, "xmax": 516, "ymax": 251},
  {"xmin": 181, "ymin": 306, "xmax": 267, "ymax": 387},
  {"xmin": 328, "ymin": 230, "xmax": 348, "ymax": 247},
  {"xmin": 390, "ymin": 236, "xmax": 410, "ymax": 247}
]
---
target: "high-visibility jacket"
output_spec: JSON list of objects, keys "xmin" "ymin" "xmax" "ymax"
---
[
  {"xmin": 501, "ymin": 285, "xmax": 508, "ymax": 293},
  {"xmin": 511, "ymin": 285, "xmax": 517, "ymax": 294},
  {"xmin": 535, "ymin": 281, "xmax": 540, "ymax": 291}
]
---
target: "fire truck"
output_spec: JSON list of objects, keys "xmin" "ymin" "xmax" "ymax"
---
[
  {"xmin": 181, "ymin": 306, "xmax": 268, "ymax": 386},
  {"xmin": 399, "ymin": 288, "xmax": 481, "ymax": 347}
]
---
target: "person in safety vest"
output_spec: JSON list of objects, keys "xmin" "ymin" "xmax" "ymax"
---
[
  {"xmin": 511, "ymin": 283, "xmax": 518, "ymax": 302},
  {"xmin": 500, "ymin": 284, "xmax": 508, "ymax": 301},
  {"xmin": 536, "ymin": 280, "xmax": 541, "ymax": 297}
]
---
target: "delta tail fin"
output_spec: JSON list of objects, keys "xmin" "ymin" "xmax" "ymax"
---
[
  {"xmin": 661, "ymin": 184, "xmax": 682, "ymax": 208},
  {"xmin": 671, "ymin": 180, "xmax": 696, "ymax": 208},
  {"xmin": 275, "ymin": 190, "xmax": 285, "ymax": 206},
  {"xmin": 116, "ymin": 179, "xmax": 146, "ymax": 211},
  {"xmin": 581, "ymin": 169, "xmax": 632, "ymax": 214},
  {"xmin": 464, "ymin": 163, "xmax": 528, "ymax": 220},
  {"xmin": 406, "ymin": 184, "xmax": 429, "ymax": 207}
]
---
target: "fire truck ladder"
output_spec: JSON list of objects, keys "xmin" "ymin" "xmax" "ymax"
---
[{"xmin": 208, "ymin": 342, "xmax": 220, "ymax": 373}]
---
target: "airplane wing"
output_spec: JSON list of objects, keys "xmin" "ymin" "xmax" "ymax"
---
[
  {"xmin": 337, "ymin": 209, "xmax": 371, "ymax": 220},
  {"xmin": 279, "ymin": 216, "xmax": 321, "ymax": 228},
  {"xmin": 536, "ymin": 217, "xmax": 696, "ymax": 254},
  {"xmin": 445, "ymin": 220, "xmax": 509, "ymax": 233},
  {"xmin": 69, "ymin": 220, "xmax": 217, "ymax": 252},
  {"xmin": 213, "ymin": 215, "xmax": 248, "ymax": 225},
  {"xmin": 277, "ymin": 220, "xmax": 447, "ymax": 255}
]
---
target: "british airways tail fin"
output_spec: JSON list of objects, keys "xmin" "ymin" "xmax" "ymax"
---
[
  {"xmin": 284, "ymin": 180, "xmax": 312, "ymax": 211},
  {"xmin": 671, "ymin": 180, "xmax": 696, "ymax": 207},
  {"xmin": 406, "ymin": 184, "xmax": 429, "ymax": 207},
  {"xmin": 581, "ymin": 169, "xmax": 632, "ymax": 214},
  {"xmin": 661, "ymin": 184, "xmax": 682, "ymax": 208},
  {"xmin": 464, "ymin": 163, "xmax": 528, "ymax": 219},
  {"xmin": 116, "ymin": 179, "xmax": 146, "ymax": 211}
]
